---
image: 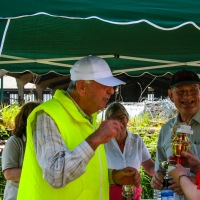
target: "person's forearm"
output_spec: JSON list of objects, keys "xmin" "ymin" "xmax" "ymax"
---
[
  {"xmin": 148, "ymin": 167, "xmax": 155, "ymax": 176},
  {"xmin": 179, "ymin": 175, "xmax": 200, "ymax": 200},
  {"xmin": 142, "ymin": 159, "xmax": 155, "ymax": 176},
  {"xmin": 3, "ymin": 168, "xmax": 21, "ymax": 182},
  {"xmin": 86, "ymin": 132, "xmax": 100, "ymax": 151},
  {"xmin": 38, "ymin": 141, "xmax": 94, "ymax": 188},
  {"xmin": 34, "ymin": 112, "xmax": 94, "ymax": 188}
]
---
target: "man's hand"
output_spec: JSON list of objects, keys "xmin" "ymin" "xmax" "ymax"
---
[
  {"xmin": 86, "ymin": 119, "xmax": 123, "ymax": 150},
  {"xmin": 169, "ymin": 150, "xmax": 200, "ymax": 175},
  {"xmin": 180, "ymin": 151, "xmax": 200, "ymax": 175},
  {"xmin": 168, "ymin": 178, "xmax": 184, "ymax": 195},
  {"xmin": 150, "ymin": 171, "xmax": 164, "ymax": 190},
  {"xmin": 112, "ymin": 167, "xmax": 140, "ymax": 187}
]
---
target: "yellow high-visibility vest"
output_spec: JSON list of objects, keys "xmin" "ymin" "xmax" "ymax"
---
[{"xmin": 17, "ymin": 89, "xmax": 109, "ymax": 200}]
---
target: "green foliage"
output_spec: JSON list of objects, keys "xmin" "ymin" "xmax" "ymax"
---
[
  {"xmin": 0, "ymin": 158, "xmax": 5, "ymax": 198},
  {"xmin": 1, "ymin": 103, "xmax": 20, "ymax": 130},
  {"xmin": 0, "ymin": 103, "xmax": 20, "ymax": 197},
  {"xmin": 0, "ymin": 126, "xmax": 11, "ymax": 141},
  {"xmin": 139, "ymin": 168, "xmax": 154, "ymax": 199},
  {"xmin": 128, "ymin": 111, "xmax": 166, "ymax": 199}
]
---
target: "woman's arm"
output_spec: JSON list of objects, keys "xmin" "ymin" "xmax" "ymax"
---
[
  {"xmin": 3, "ymin": 168, "xmax": 21, "ymax": 182},
  {"xmin": 142, "ymin": 158, "xmax": 155, "ymax": 176},
  {"xmin": 169, "ymin": 164, "xmax": 200, "ymax": 200},
  {"xmin": 179, "ymin": 175, "xmax": 200, "ymax": 200}
]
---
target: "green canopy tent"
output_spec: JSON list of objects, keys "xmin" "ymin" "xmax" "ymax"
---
[{"xmin": 0, "ymin": 0, "xmax": 200, "ymax": 101}]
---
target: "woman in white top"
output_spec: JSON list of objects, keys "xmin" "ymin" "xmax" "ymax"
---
[{"xmin": 104, "ymin": 102, "xmax": 155, "ymax": 200}]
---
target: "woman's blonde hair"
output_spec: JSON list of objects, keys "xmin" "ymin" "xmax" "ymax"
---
[{"xmin": 105, "ymin": 102, "xmax": 129, "ymax": 120}]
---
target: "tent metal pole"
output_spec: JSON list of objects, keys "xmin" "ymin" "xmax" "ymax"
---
[{"xmin": 0, "ymin": 77, "xmax": 3, "ymax": 104}]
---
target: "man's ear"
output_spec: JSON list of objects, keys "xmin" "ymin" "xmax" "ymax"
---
[
  {"xmin": 168, "ymin": 89, "xmax": 174, "ymax": 102},
  {"xmin": 76, "ymin": 80, "xmax": 87, "ymax": 96}
]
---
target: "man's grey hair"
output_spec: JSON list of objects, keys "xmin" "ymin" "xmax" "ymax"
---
[
  {"xmin": 67, "ymin": 81, "xmax": 77, "ymax": 92},
  {"xmin": 67, "ymin": 80, "xmax": 91, "ymax": 92}
]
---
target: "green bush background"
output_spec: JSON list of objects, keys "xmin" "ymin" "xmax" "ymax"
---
[
  {"xmin": 0, "ymin": 103, "xmax": 20, "ymax": 198},
  {"xmin": 129, "ymin": 112, "xmax": 164, "ymax": 199}
]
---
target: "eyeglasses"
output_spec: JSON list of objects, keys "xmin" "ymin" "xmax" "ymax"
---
[{"xmin": 174, "ymin": 88, "xmax": 200, "ymax": 96}]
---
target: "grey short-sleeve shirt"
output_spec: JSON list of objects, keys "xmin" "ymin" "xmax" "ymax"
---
[{"xmin": 2, "ymin": 136, "xmax": 25, "ymax": 200}]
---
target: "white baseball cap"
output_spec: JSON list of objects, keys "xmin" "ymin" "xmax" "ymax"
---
[{"xmin": 70, "ymin": 56, "xmax": 125, "ymax": 86}]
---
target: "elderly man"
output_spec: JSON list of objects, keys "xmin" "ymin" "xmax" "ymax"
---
[
  {"xmin": 17, "ymin": 56, "xmax": 140, "ymax": 200},
  {"xmin": 151, "ymin": 70, "xmax": 200, "ymax": 200}
]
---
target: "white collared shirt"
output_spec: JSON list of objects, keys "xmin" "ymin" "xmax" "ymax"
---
[{"xmin": 105, "ymin": 130, "xmax": 151, "ymax": 171}]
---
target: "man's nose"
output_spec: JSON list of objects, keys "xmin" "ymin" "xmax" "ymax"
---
[
  {"xmin": 107, "ymin": 86, "xmax": 114, "ymax": 95},
  {"xmin": 183, "ymin": 91, "xmax": 192, "ymax": 96}
]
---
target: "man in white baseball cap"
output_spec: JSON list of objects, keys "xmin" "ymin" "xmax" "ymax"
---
[{"xmin": 18, "ymin": 55, "xmax": 140, "ymax": 200}]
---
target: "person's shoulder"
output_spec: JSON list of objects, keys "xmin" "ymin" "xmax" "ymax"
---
[
  {"xmin": 127, "ymin": 131, "xmax": 148, "ymax": 148},
  {"xmin": 162, "ymin": 117, "xmax": 176, "ymax": 128},
  {"xmin": 2, "ymin": 136, "xmax": 24, "ymax": 155},
  {"xmin": 127, "ymin": 131, "xmax": 141, "ymax": 140},
  {"xmin": 192, "ymin": 109, "xmax": 200, "ymax": 123},
  {"xmin": 6, "ymin": 135, "xmax": 23, "ymax": 145},
  {"xmin": 166, "ymin": 116, "xmax": 176, "ymax": 124}
]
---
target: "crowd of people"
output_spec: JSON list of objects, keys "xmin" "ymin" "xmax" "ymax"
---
[{"xmin": 1, "ymin": 55, "xmax": 200, "ymax": 200}]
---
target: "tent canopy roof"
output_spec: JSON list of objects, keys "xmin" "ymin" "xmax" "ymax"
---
[
  {"xmin": 1, "ymin": 0, "xmax": 200, "ymax": 26},
  {"xmin": 0, "ymin": 0, "xmax": 200, "ymax": 82}
]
